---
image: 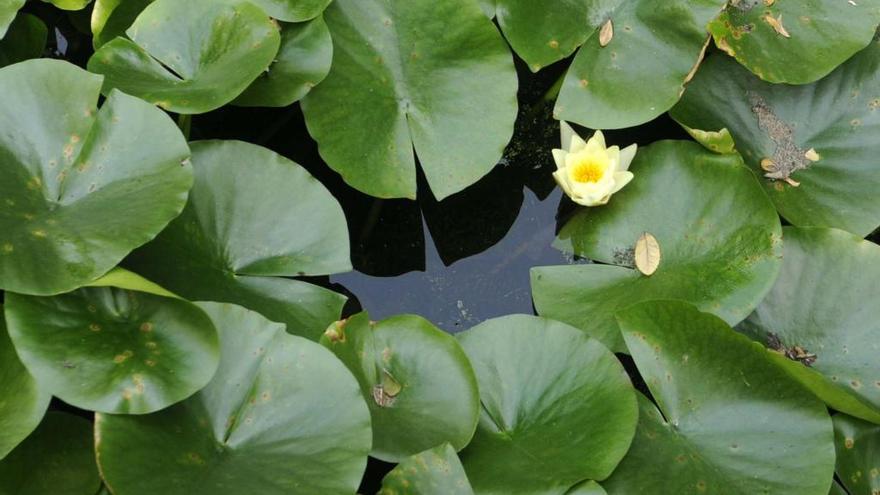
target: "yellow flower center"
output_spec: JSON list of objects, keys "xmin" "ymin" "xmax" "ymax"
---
[{"xmin": 571, "ymin": 159, "xmax": 607, "ymax": 183}]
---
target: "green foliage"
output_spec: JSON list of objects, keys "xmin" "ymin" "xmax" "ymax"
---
[
  {"xmin": 457, "ymin": 315, "xmax": 637, "ymax": 493},
  {"xmin": 532, "ymin": 140, "xmax": 781, "ymax": 351},
  {"xmin": 3, "ymin": 0, "xmax": 880, "ymax": 492},
  {"xmin": 321, "ymin": 312, "xmax": 479, "ymax": 462}
]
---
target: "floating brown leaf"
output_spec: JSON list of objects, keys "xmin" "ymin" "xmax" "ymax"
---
[
  {"xmin": 634, "ymin": 232, "xmax": 661, "ymax": 276},
  {"xmin": 599, "ymin": 19, "xmax": 613, "ymax": 47}
]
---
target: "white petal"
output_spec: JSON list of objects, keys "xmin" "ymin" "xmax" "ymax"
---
[
  {"xmin": 552, "ymin": 170, "xmax": 573, "ymax": 196},
  {"xmin": 559, "ymin": 121, "xmax": 577, "ymax": 151},
  {"xmin": 618, "ymin": 144, "xmax": 638, "ymax": 172},
  {"xmin": 610, "ymin": 171, "xmax": 634, "ymax": 194},
  {"xmin": 552, "ymin": 149, "xmax": 567, "ymax": 170},
  {"xmin": 570, "ymin": 133, "xmax": 587, "ymax": 153},
  {"xmin": 606, "ymin": 146, "xmax": 620, "ymax": 172}
]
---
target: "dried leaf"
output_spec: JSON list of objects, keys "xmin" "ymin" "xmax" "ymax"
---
[
  {"xmin": 763, "ymin": 13, "xmax": 791, "ymax": 38},
  {"xmin": 634, "ymin": 232, "xmax": 661, "ymax": 276},
  {"xmin": 599, "ymin": 19, "xmax": 613, "ymax": 47},
  {"xmin": 805, "ymin": 148, "xmax": 821, "ymax": 161}
]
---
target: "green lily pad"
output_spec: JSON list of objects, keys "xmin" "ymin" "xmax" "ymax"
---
[
  {"xmin": 708, "ymin": 0, "xmax": 880, "ymax": 84},
  {"xmin": 301, "ymin": 0, "xmax": 518, "ymax": 200},
  {"xmin": 0, "ymin": 412, "xmax": 100, "ymax": 495},
  {"xmin": 129, "ymin": 140, "xmax": 350, "ymax": 341},
  {"xmin": 738, "ymin": 227, "xmax": 880, "ymax": 423},
  {"xmin": 235, "ymin": 15, "xmax": 332, "ymax": 107},
  {"xmin": 0, "ymin": 13, "xmax": 46, "ymax": 67},
  {"xmin": 378, "ymin": 443, "xmax": 474, "ymax": 495},
  {"xmin": 96, "ymin": 302, "xmax": 372, "ymax": 495},
  {"xmin": 531, "ymin": 140, "xmax": 782, "ymax": 352},
  {"xmin": 457, "ymin": 315, "xmax": 638, "ymax": 494},
  {"xmin": 671, "ymin": 42, "xmax": 880, "ymax": 237},
  {"xmin": 0, "ymin": 59, "xmax": 191, "ymax": 296},
  {"xmin": 320, "ymin": 312, "xmax": 479, "ymax": 462},
  {"xmin": 486, "ymin": 0, "xmax": 596, "ymax": 71},
  {"xmin": 88, "ymin": 0, "xmax": 281, "ymax": 114},
  {"xmin": 829, "ymin": 480, "xmax": 847, "ymax": 495},
  {"xmin": 603, "ymin": 301, "xmax": 835, "ymax": 495},
  {"xmin": 554, "ymin": 0, "xmax": 727, "ymax": 130},
  {"xmin": 0, "ymin": 306, "xmax": 50, "ymax": 460},
  {"xmin": 248, "ymin": 0, "xmax": 331, "ymax": 22},
  {"xmin": 90, "ymin": 0, "xmax": 152, "ymax": 49},
  {"xmin": 4, "ymin": 285, "xmax": 219, "ymax": 414},
  {"xmin": 567, "ymin": 481, "xmax": 606, "ymax": 495},
  {"xmin": 834, "ymin": 414, "xmax": 880, "ymax": 495},
  {"xmin": 41, "ymin": 0, "xmax": 92, "ymax": 10},
  {"xmin": 0, "ymin": 0, "xmax": 25, "ymax": 38}
]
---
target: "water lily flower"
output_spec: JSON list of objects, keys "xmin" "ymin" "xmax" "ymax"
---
[{"xmin": 552, "ymin": 122, "xmax": 637, "ymax": 207}]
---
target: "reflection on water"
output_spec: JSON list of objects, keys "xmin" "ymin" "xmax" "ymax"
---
[{"xmin": 333, "ymin": 187, "xmax": 584, "ymax": 332}]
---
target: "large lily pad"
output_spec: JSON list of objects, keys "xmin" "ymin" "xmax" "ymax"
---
[
  {"xmin": 41, "ymin": 0, "xmax": 92, "ymax": 10},
  {"xmin": 0, "ymin": 13, "xmax": 46, "ymax": 67},
  {"xmin": 457, "ymin": 315, "xmax": 638, "ymax": 494},
  {"xmin": 378, "ymin": 443, "xmax": 474, "ymax": 495},
  {"xmin": 708, "ymin": 0, "xmax": 880, "ymax": 84},
  {"xmin": 249, "ymin": 0, "xmax": 331, "ymax": 22},
  {"xmin": 0, "ymin": 59, "xmax": 191, "ymax": 296},
  {"xmin": 531, "ymin": 140, "xmax": 782, "ymax": 352},
  {"xmin": 0, "ymin": 412, "xmax": 100, "ymax": 495},
  {"xmin": 5, "ymin": 284, "xmax": 219, "ymax": 414},
  {"xmin": 90, "ymin": 0, "xmax": 152, "ymax": 49},
  {"xmin": 738, "ymin": 227, "xmax": 880, "ymax": 423},
  {"xmin": 129, "ymin": 140, "xmax": 350, "ymax": 341},
  {"xmin": 834, "ymin": 414, "xmax": 880, "ymax": 495},
  {"xmin": 320, "ymin": 312, "xmax": 480, "ymax": 462},
  {"xmin": 604, "ymin": 301, "xmax": 835, "ymax": 495},
  {"xmin": 671, "ymin": 42, "xmax": 880, "ymax": 237},
  {"xmin": 0, "ymin": 0, "xmax": 25, "ymax": 38},
  {"xmin": 0, "ymin": 306, "xmax": 50, "ymax": 460},
  {"xmin": 234, "ymin": 16, "xmax": 332, "ymax": 107},
  {"xmin": 96, "ymin": 302, "xmax": 372, "ymax": 495},
  {"xmin": 87, "ymin": 0, "xmax": 281, "ymax": 114},
  {"xmin": 301, "ymin": 0, "xmax": 518, "ymax": 200},
  {"xmin": 554, "ymin": 0, "xmax": 727, "ymax": 129}
]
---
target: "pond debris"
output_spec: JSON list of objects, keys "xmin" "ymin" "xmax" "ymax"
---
[
  {"xmin": 634, "ymin": 232, "xmax": 661, "ymax": 276},
  {"xmin": 613, "ymin": 246, "xmax": 635, "ymax": 267},
  {"xmin": 767, "ymin": 333, "xmax": 817, "ymax": 367},
  {"xmin": 762, "ymin": 13, "xmax": 790, "ymax": 38},
  {"xmin": 599, "ymin": 19, "xmax": 613, "ymax": 47},
  {"xmin": 749, "ymin": 92, "xmax": 811, "ymax": 186},
  {"xmin": 372, "ymin": 369, "xmax": 402, "ymax": 407}
]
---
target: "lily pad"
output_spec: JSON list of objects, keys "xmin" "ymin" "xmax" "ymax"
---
[
  {"xmin": 0, "ymin": 0, "xmax": 25, "ymax": 38},
  {"xmin": 457, "ymin": 315, "xmax": 638, "ymax": 494},
  {"xmin": 129, "ymin": 140, "xmax": 350, "ymax": 341},
  {"xmin": 671, "ymin": 42, "xmax": 880, "ymax": 237},
  {"xmin": 96, "ymin": 302, "xmax": 372, "ymax": 495},
  {"xmin": 41, "ymin": 0, "xmax": 92, "ymax": 10},
  {"xmin": 0, "ymin": 412, "xmax": 100, "ymax": 495},
  {"xmin": 248, "ymin": 0, "xmax": 331, "ymax": 22},
  {"xmin": 235, "ymin": 15, "xmax": 332, "ymax": 107},
  {"xmin": 485, "ymin": 0, "xmax": 596, "ymax": 71},
  {"xmin": 378, "ymin": 443, "xmax": 474, "ymax": 495},
  {"xmin": 87, "ymin": 0, "xmax": 281, "ymax": 114},
  {"xmin": 90, "ymin": 0, "xmax": 152, "ymax": 49},
  {"xmin": 531, "ymin": 140, "xmax": 782, "ymax": 352},
  {"xmin": 603, "ymin": 301, "xmax": 835, "ymax": 495},
  {"xmin": 5, "ymin": 285, "xmax": 219, "ymax": 414},
  {"xmin": 320, "ymin": 312, "xmax": 479, "ymax": 462},
  {"xmin": 0, "ymin": 306, "xmax": 50, "ymax": 460},
  {"xmin": 554, "ymin": 0, "xmax": 727, "ymax": 129},
  {"xmin": 0, "ymin": 13, "xmax": 46, "ymax": 67},
  {"xmin": 567, "ymin": 481, "xmax": 606, "ymax": 495},
  {"xmin": 708, "ymin": 0, "xmax": 880, "ymax": 84},
  {"xmin": 738, "ymin": 227, "xmax": 880, "ymax": 423},
  {"xmin": 301, "ymin": 0, "xmax": 518, "ymax": 200},
  {"xmin": 0, "ymin": 59, "xmax": 192, "ymax": 296},
  {"xmin": 834, "ymin": 413, "xmax": 880, "ymax": 495}
]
